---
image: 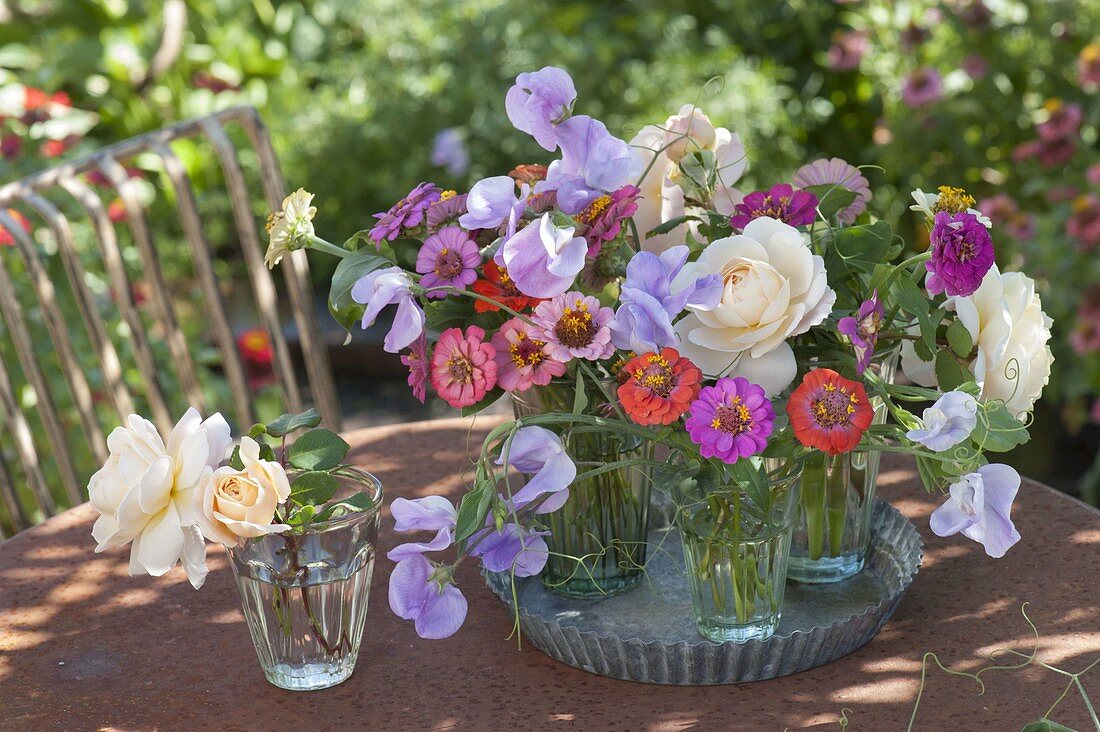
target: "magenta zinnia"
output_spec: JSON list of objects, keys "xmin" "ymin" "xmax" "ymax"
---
[
  {"xmin": 369, "ymin": 182, "xmax": 442, "ymax": 243},
  {"xmin": 926, "ymin": 211, "xmax": 995, "ymax": 297},
  {"xmin": 684, "ymin": 377, "xmax": 775, "ymax": 464},
  {"xmin": 729, "ymin": 183, "xmax": 818, "ymax": 230},
  {"xmin": 415, "ymin": 226, "xmax": 481, "ymax": 298},
  {"xmin": 491, "ymin": 318, "xmax": 566, "ymax": 392},
  {"xmin": 531, "ymin": 292, "xmax": 615, "ymax": 362},
  {"xmin": 577, "ymin": 184, "xmax": 640, "ymax": 254}
]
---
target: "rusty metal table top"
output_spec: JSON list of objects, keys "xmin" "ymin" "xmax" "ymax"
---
[{"xmin": 2, "ymin": 416, "xmax": 1099, "ymax": 731}]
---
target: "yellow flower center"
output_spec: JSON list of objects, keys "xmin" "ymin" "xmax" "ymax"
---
[
  {"xmin": 579, "ymin": 195, "xmax": 612, "ymax": 224},
  {"xmin": 933, "ymin": 186, "xmax": 975, "ymax": 215},
  {"xmin": 711, "ymin": 396, "xmax": 753, "ymax": 435},
  {"xmin": 440, "ymin": 189, "xmax": 457, "ymax": 201},
  {"xmin": 632, "ymin": 353, "xmax": 673, "ymax": 397},
  {"xmin": 811, "ymin": 385, "xmax": 858, "ymax": 427},
  {"xmin": 508, "ymin": 331, "xmax": 547, "ymax": 368}
]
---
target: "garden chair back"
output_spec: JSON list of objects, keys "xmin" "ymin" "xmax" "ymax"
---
[{"xmin": 0, "ymin": 105, "xmax": 340, "ymax": 536}]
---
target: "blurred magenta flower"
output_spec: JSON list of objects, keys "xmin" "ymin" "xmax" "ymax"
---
[
  {"xmin": 792, "ymin": 157, "xmax": 872, "ymax": 224},
  {"xmin": 505, "ymin": 66, "xmax": 577, "ymax": 151},
  {"xmin": 430, "ymin": 128, "xmax": 469, "ymax": 176},
  {"xmin": 1036, "ymin": 100, "xmax": 1083, "ymax": 141},
  {"xmin": 730, "ymin": 183, "xmax": 818, "ymax": 230},
  {"xmin": 351, "ymin": 267, "xmax": 425, "ymax": 353},
  {"xmin": 962, "ymin": 53, "xmax": 988, "ymax": 80},
  {"xmin": 930, "ymin": 464, "xmax": 1021, "ymax": 558},
  {"xmin": 1067, "ymin": 194, "xmax": 1100, "ymax": 251},
  {"xmin": 1078, "ymin": 42, "xmax": 1100, "ymax": 88},
  {"xmin": 827, "ymin": 29, "xmax": 868, "ymax": 71},
  {"xmin": 901, "ymin": 67, "xmax": 943, "ymax": 108},
  {"xmin": 1070, "ymin": 287, "xmax": 1100, "ymax": 355},
  {"xmin": 926, "ymin": 211, "xmax": 995, "ymax": 297}
]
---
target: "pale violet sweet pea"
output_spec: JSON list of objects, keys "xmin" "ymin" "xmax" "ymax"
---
[
  {"xmin": 458, "ymin": 176, "xmax": 525, "ymax": 233},
  {"xmin": 467, "ymin": 523, "xmax": 550, "ymax": 576},
  {"xmin": 504, "ymin": 66, "xmax": 577, "ymax": 151},
  {"xmin": 388, "ymin": 554, "xmax": 468, "ymax": 639},
  {"xmin": 497, "ymin": 213, "xmax": 588, "ymax": 299},
  {"xmin": 496, "ymin": 426, "xmax": 575, "ymax": 514},
  {"xmin": 539, "ymin": 115, "xmax": 642, "ymax": 214},
  {"xmin": 930, "ymin": 464, "xmax": 1022, "ymax": 558},
  {"xmin": 350, "ymin": 266, "xmax": 425, "ymax": 353},
  {"xmin": 609, "ymin": 245, "xmax": 722, "ymax": 354},
  {"xmin": 906, "ymin": 390, "xmax": 979, "ymax": 452},
  {"xmin": 386, "ymin": 495, "xmax": 459, "ymax": 561}
]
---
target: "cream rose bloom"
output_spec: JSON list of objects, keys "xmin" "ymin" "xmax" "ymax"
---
[
  {"xmin": 198, "ymin": 436, "xmax": 291, "ymax": 545},
  {"xmin": 89, "ymin": 408, "xmax": 231, "ymax": 589},
  {"xmin": 671, "ymin": 217, "xmax": 836, "ymax": 396},
  {"xmin": 631, "ymin": 105, "xmax": 747, "ymax": 253},
  {"xmin": 901, "ymin": 265, "xmax": 1053, "ymax": 418}
]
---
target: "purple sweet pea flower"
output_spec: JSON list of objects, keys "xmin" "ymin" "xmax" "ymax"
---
[
  {"xmin": 467, "ymin": 523, "xmax": 550, "ymax": 576},
  {"xmin": 906, "ymin": 390, "xmax": 978, "ymax": 452},
  {"xmin": 505, "ymin": 66, "xmax": 577, "ymax": 151},
  {"xmin": 930, "ymin": 463, "xmax": 1021, "ymax": 558},
  {"xmin": 609, "ymin": 245, "xmax": 722, "ymax": 353},
  {"xmin": 430, "ymin": 128, "xmax": 469, "ymax": 176},
  {"xmin": 496, "ymin": 426, "xmax": 575, "ymax": 514},
  {"xmin": 369, "ymin": 182, "xmax": 442, "ymax": 244},
  {"xmin": 388, "ymin": 554, "xmax": 468, "ymax": 639},
  {"xmin": 497, "ymin": 213, "xmax": 588, "ymax": 298},
  {"xmin": 540, "ymin": 115, "xmax": 642, "ymax": 214},
  {"xmin": 350, "ymin": 266, "xmax": 425, "ymax": 353},
  {"xmin": 837, "ymin": 291, "xmax": 883, "ymax": 375},
  {"xmin": 386, "ymin": 495, "xmax": 458, "ymax": 561},
  {"xmin": 458, "ymin": 176, "xmax": 522, "ymax": 231},
  {"xmin": 926, "ymin": 211, "xmax": 995, "ymax": 297}
]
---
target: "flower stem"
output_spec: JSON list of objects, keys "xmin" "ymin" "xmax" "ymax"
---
[{"xmin": 308, "ymin": 236, "xmax": 352, "ymax": 259}]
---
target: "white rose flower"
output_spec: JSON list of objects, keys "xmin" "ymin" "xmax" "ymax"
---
[
  {"xmin": 670, "ymin": 217, "xmax": 836, "ymax": 396},
  {"xmin": 199, "ymin": 436, "xmax": 292, "ymax": 545},
  {"xmin": 900, "ymin": 265, "xmax": 1053, "ymax": 418},
  {"xmin": 89, "ymin": 408, "xmax": 232, "ymax": 589},
  {"xmin": 631, "ymin": 105, "xmax": 747, "ymax": 254}
]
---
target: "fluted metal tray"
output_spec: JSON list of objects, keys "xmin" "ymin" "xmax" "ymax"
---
[{"xmin": 483, "ymin": 498, "xmax": 922, "ymax": 685}]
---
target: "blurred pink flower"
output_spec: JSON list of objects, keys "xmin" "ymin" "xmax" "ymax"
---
[
  {"xmin": 827, "ymin": 30, "xmax": 869, "ymax": 71},
  {"xmin": 902, "ymin": 67, "xmax": 943, "ymax": 108},
  {"xmin": 1036, "ymin": 100, "xmax": 1083, "ymax": 141},
  {"xmin": 1079, "ymin": 43, "xmax": 1100, "ymax": 88},
  {"xmin": 962, "ymin": 54, "xmax": 988, "ymax": 80},
  {"xmin": 1067, "ymin": 194, "xmax": 1100, "ymax": 250},
  {"xmin": 900, "ymin": 22, "xmax": 929, "ymax": 53},
  {"xmin": 1087, "ymin": 163, "xmax": 1100, "ymax": 187},
  {"xmin": 1071, "ymin": 288, "xmax": 1100, "ymax": 355},
  {"xmin": 1037, "ymin": 137, "xmax": 1076, "ymax": 168}
]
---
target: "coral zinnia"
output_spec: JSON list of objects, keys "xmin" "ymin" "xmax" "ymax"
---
[
  {"xmin": 787, "ymin": 369, "xmax": 873, "ymax": 455},
  {"xmin": 470, "ymin": 261, "xmax": 543, "ymax": 314},
  {"xmin": 618, "ymin": 348, "xmax": 703, "ymax": 426},
  {"xmin": 684, "ymin": 377, "xmax": 775, "ymax": 463},
  {"xmin": 429, "ymin": 326, "xmax": 497, "ymax": 408}
]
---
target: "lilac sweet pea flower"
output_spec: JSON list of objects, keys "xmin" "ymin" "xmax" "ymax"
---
[
  {"xmin": 930, "ymin": 464, "xmax": 1022, "ymax": 558},
  {"xmin": 468, "ymin": 523, "xmax": 550, "ymax": 576},
  {"xmin": 540, "ymin": 115, "xmax": 642, "ymax": 214},
  {"xmin": 351, "ymin": 267, "xmax": 426, "ymax": 353},
  {"xmin": 609, "ymin": 245, "xmax": 722, "ymax": 353},
  {"xmin": 505, "ymin": 66, "xmax": 577, "ymax": 151},
  {"xmin": 388, "ymin": 554, "xmax": 468, "ymax": 639},
  {"xmin": 386, "ymin": 495, "xmax": 457, "ymax": 560},
  {"xmin": 430, "ymin": 128, "xmax": 469, "ymax": 176},
  {"xmin": 906, "ymin": 390, "xmax": 978, "ymax": 452},
  {"xmin": 497, "ymin": 213, "xmax": 588, "ymax": 298},
  {"xmin": 458, "ymin": 176, "xmax": 524, "ymax": 233},
  {"xmin": 497, "ymin": 426, "xmax": 575, "ymax": 514}
]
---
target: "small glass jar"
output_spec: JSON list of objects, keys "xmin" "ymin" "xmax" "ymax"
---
[
  {"xmin": 512, "ymin": 381, "xmax": 651, "ymax": 599},
  {"xmin": 226, "ymin": 467, "xmax": 383, "ymax": 691},
  {"xmin": 672, "ymin": 459, "xmax": 802, "ymax": 643}
]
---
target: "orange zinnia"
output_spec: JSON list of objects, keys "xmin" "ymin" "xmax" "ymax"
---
[
  {"xmin": 787, "ymin": 368, "xmax": 873, "ymax": 455},
  {"xmin": 471, "ymin": 261, "xmax": 543, "ymax": 314},
  {"xmin": 617, "ymin": 348, "xmax": 702, "ymax": 426}
]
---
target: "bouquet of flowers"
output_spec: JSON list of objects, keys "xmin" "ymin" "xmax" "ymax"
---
[{"xmin": 266, "ymin": 65, "xmax": 1053, "ymax": 642}]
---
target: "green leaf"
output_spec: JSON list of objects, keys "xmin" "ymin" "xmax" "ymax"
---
[
  {"xmin": 830, "ymin": 221, "xmax": 893, "ymax": 273},
  {"xmin": 288, "ymin": 429, "xmax": 350, "ymax": 470},
  {"xmin": 286, "ymin": 503, "xmax": 318, "ymax": 527},
  {"xmin": 461, "ymin": 387, "xmax": 505, "ymax": 417},
  {"xmin": 327, "ymin": 248, "xmax": 392, "ymax": 334},
  {"xmin": 247, "ymin": 423, "xmax": 268, "ymax": 439},
  {"xmin": 646, "ymin": 215, "xmax": 698, "ymax": 237},
  {"xmin": 934, "ymin": 350, "xmax": 973, "ymax": 391},
  {"xmin": 227, "ymin": 445, "xmax": 245, "ymax": 470},
  {"xmin": 890, "ymin": 277, "xmax": 938, "ymax": 352},
  {"xmin": 313, "ymin": 491, "xmax": 377, "ymax": 521},
  {"xmin": 572, "ymin": 371, "xmax": 588, "ymax": 414},
  {"xmin": 804, "ymin": 184, "xmax": 858, "ymax": 220},
  {"xmin": 945, "ymin": 320, "xmax": 974, "ymax": 358},
  {"xmin": 257, "ymin": 442, "xmax": 278, "ymax": 463},
  {"xmin": 266, "ymin": 408, "xmax": 322, "ymax": 437},
  {"xmin": 731, "ymin": 460, "xmax": 770, "ymax": 513},
  {"xmin": 455, "ymin": 482, "xmax": 493, "ymax": 544},
  {"xmin": 290, "ymin": 471, "xmax": 340, "ymax": 506},
  {"xmin": 1022, "ymin": 721, "xmax": 1077, "ymax": 732},
  {"xmin": 972, "ymin": 402, "xmax": 1030, "ymax": 452}
]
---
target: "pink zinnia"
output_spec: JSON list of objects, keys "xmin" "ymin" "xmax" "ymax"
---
[
  {"xmin": 401, "ymin": 335, "xmax": 431, "ymax": 403},
  {"xmin": 531, "ymin": 292, "xmax": 615, "ymax": 362},
  {"xmin": 792, "ymin": 157, "xmax": 872, "ymax": 224},
  {"xmin": 491, "ymin": 318, "xmax": 566, "ymax": 392},
  {"xmin": 426, "ymin": 192, "xmax": 468, "ymax": 232},
  {"xmin": 415, "ymin": 226, "xmax": 481, "ymax": 298},
  {"xmin": 901, "ymin": 67, "xmax": 943, "ymax": 108},
  {"xmin": 1067, "ymin": 194, "xmax": 1100, "ymax": 251},
  {"xmin": 577, "ymin": 185, "xmax": 640, "ymax": 254},
  {"xmin": 429, "ymin": 326, "xmax": 497, "ymax": 408}
]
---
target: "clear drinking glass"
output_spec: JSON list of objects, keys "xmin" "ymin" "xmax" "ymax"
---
[
  {"xmin": 675, "ymin": 460, "xmax": 802, "ymax": 643},
  {"xmin": 787, "ymin": 347, "xmax": 899, "ymax": 583},
  {"xmin": 512, "ymin": 382, "xmax": 651, "ymax": 599},
  {"xmin": 226, "ymin": 467, "xmax": 383, "ymax": 691}
]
